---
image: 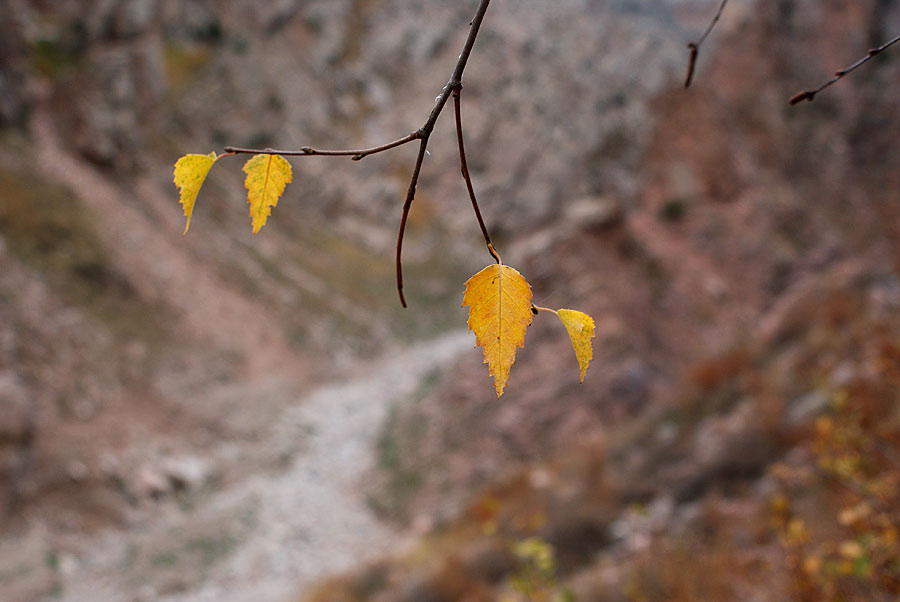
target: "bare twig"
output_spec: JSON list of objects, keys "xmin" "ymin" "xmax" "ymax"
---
[
  {"xmin": 684, "ymin": 0, "xmax": 729, "ymax": 88},
  {"xmin": 452, "ymin": 85, "xmax": 500, "ymax": 264},
  {"xmin": 789, "ymin": 33, "xmax": 900, "ymax": 105},
  {"xmin": 224, "ymin": 131, "xmax": 422, "ymax": 161},
  {"xmin": 395, "ymin": 0, "xmax": 493, "ymax": 307},
  {"xmin": 395, "ymin": 136, "xmax": 431, "ymax": 307}
]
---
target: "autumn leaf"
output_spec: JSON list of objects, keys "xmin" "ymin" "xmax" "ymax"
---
[
  {"xmin": 462, "ymin": 264, "xmax": 534, "ymax": 397},
  {"xmin": 556, "ymin": 309, "xmax": 595, "ymax": 383},
  {"xmin": 243, "ymin": 154, "xmax": 292, "ymax": 234},
  {"xmin": 174, "ymin": 151, "xmax": 218, "ymax": 234}
]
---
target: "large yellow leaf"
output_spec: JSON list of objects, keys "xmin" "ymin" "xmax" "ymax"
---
[
  {"xmin": 243, "ymin": 154, "xmax": 292, "ymax": 234},
  {"xmin": 173, "ymin": 151, "xmax": 217, "ymax": 234},
  {"xmin": 556, "ymin": 309, "xmax": 595, "ymax": 383},
  {"xmin": 462, "ymin": 264, "xmax": 534, "ymax": 397}
]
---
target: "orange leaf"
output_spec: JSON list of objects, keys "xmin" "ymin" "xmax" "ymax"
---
[{"xmin": 462, "ymin": 264, "xmax": 533, "ymax": 397}]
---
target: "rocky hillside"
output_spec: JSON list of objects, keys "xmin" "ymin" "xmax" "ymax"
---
[
  {"xmin": 1, "ymin": 0, "xmax": 899, "ymax": 600},
  {"xmin": 362, "ymin": 0, "xmax": 900, "ymax": 525},
  {"xmin": 0, "ymin": 0, "xmax": 683, "ymax": 533},
  {"xmin": 310, "ymin": 0, "xmax": 900, "ymax": 600}
]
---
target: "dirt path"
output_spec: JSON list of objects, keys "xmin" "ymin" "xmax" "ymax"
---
[
  {"xmin": 0, "ymin": 104, "xmax": 476, "ymax": 602},
  {"xmin": 4, "ymin": 330, "xmax": 471, "ymax": 602}
]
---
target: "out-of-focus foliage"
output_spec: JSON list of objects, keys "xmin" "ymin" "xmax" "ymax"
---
[
  {"xmin": 503, "ymin": 537, "xmax": 576, "ymax": 602},
  {"xmin": 772, "ymin": 341, "xmax": 900, "ymax": 601}
]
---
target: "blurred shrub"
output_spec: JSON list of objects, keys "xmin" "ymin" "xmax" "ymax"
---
[{"xmin": 772, "ymin": 341, "xmax": 900, "ymax": 601}]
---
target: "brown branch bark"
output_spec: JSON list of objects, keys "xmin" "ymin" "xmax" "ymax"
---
[
  {"xmin": 684, "ymin": 0, "xmax": 729, "ymax": 88},
  {"xmin": 789, "ymin": 33, "xmax": 900, "ymax": 105}
]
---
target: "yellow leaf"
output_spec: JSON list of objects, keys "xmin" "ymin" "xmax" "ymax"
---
[
  {"xmin": 242, "ymin": 154, "xmax": 292, "ymax": 234},
  {"xmin": 173, "ymin": 151, "xmax": 217, "ymax": 234},
  {"xmin": 556, "ymin": 309, "xmax": 595, "ymax": 383},
  {"xmin": 462, "ymin": 264, "xmax": 533, "ymax": 397}
]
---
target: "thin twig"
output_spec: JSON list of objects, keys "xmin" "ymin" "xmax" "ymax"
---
[
  {"xmin": 395, "ymin": 136, "xmax": 431, "ymax": 307},
  {"xmin": 395, "ymin": 0, "xmax": 493, "ymax": 307},
  {"xmin": 223, "ymin": 131, "xmax": 422, "ymax": 161},
  {"xmin": 452, "ymin": 85, "xmax": 500, "ymax": 264},
  {"xmin": 684, "ymin": 0, "xmax": 729, "ymax": 88},
  {"xmin": 789, "ymin": 33, "xmax": 900, "ymax": 105}
]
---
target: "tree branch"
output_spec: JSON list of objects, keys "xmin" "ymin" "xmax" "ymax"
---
[
  {"xmin": 395, "ymin": 135, "xmax": 431, "ymax": 307},
  {"xmin": 789, "ymin": 33, "xmax": 900, "ymax": 105},
  {"xmin": 395, "ymin": 0, "xmax": 493, "ymax": 307},
  {"xmin": 222, "ymin": 0, "xmax": 493, "ymax": 307},
  {"xmin": 452, "ymin": 85, "xmax": 500, "ymax": 264},
  {"xmin": 223, "ymin": 130, "xmax": 422, "ymax": 161},
  {"xmin": 684, "ymin": 0, "xmax": 729, "ymax": 88}
]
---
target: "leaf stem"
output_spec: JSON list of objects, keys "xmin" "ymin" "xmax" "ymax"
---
[
  {"xmin": 531, "ymin": 304, "xmax": 558, "ymax": 315},
  {"xmin": 488, "ymin": 243, "xmax": 501, "ymax": 265}
]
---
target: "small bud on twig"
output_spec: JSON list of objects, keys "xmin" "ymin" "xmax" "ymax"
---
[
  {"xmin": 789, "ymin": 33, "xmax": 900, "ymax": 106},
  {"xmin": 683, "ymin": 0, "xmax": 729, "ymax": 89}
]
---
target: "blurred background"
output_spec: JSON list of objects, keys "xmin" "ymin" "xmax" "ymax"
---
[{"xmin": 2, "ymin": 0, "xmax": 900, "ymax": 600}]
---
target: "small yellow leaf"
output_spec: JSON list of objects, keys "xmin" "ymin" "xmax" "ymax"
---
[
  {"xmin": 557, "ymin": 309, "xmax": 595, "ymax": 383},
  {"xmin": 462, "ymin": 264, "xmax": 533, "ymax": 397},
  {"xmin": 243, "ymin": 154, "xmax": 292, "ymax": 234},
  {"xmin": 173, "ymin": 151, "xmax": 218, "ymax": 234}
]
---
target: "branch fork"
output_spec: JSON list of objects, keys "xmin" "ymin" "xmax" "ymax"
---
[{"xmin": 223, "ymin": 0, "xmax": 496, "ymax": 307}]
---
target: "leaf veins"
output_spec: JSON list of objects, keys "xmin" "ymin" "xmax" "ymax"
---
[{"xmin": 243, "ymin": 154, "xmax": 293, "ymax": 234}]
